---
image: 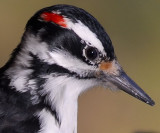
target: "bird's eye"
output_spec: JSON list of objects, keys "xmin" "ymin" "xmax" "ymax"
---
[{"xmin": 85, "ymin": 46, "xmax": 99, "ymax": 61}]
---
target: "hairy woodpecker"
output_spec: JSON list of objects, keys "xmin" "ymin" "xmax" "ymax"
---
[{"xmin": 0, "ymin": 4, "xmax": 155, "ymax": 133}]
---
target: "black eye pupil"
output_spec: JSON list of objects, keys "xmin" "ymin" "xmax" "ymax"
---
[{"xmin": 85, "ymin": 47, "xmax": 98, "ymax": 61}]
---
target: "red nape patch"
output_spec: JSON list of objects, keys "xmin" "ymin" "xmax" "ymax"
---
[{"xmin": 40, "ymin": 12, "xmax": 67, "ymax": 28}]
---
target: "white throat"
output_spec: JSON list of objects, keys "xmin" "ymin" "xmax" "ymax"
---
[
  {"xmin": 38, "ymin": 98, "xmax": 78, "ymax": 133},
  {"xmin": 37, "ymin": 75, "xmax": 97, "ymax": 133}
]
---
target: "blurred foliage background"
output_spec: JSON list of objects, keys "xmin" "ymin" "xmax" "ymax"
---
[{"xmin": 0, "ymin": 0, "xmax": 160, "ymax": 133}]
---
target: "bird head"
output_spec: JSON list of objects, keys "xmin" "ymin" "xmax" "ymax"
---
[{"xmin": 5, "ymin": 4, "xmax": 154, "ymax": 107}]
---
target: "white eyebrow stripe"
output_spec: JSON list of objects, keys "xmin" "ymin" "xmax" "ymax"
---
[{"xmin": 65, "ymin": 19, "xmax": 105, "ymax": 54}]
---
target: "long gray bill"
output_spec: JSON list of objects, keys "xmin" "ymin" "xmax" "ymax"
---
[{"xmin": 110, "ymin": 71, "xmax": 155, "ymax": 106}]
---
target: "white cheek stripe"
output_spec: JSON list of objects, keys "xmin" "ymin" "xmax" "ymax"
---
[{"xmin": 65, "ymin": 19, "xmax": 105, "ymax": 54}]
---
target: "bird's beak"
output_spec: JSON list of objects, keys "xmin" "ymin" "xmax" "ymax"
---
[{"xmin": 99, "ymin": 60, "xmax": 155, "ymax": 106}]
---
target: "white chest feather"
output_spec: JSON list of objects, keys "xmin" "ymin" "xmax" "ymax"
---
[
  {"xmin": 38, "ymin": 109, "xmax": 60, "ymax": 133},
  {"xmin": 37, "ymin": 96, "xmax": 78, "ymax": 133}
]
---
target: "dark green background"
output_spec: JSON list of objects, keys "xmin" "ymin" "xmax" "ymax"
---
[{"xmin": 0, "ymin": 0, "xmax": 159, "ymax": 133}]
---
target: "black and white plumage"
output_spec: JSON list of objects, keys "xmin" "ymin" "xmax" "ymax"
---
[{"xmin": 0, "ymin": 4, "xmax": 154, "ymax": 133}]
